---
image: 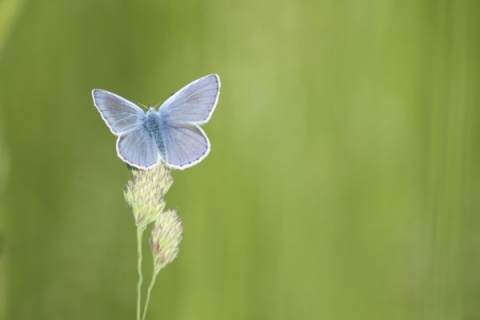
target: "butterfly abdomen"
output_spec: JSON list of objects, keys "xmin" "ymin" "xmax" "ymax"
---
[{"xmin": 144, "ymin": 109, "xmax": 167, "ymax": 160}]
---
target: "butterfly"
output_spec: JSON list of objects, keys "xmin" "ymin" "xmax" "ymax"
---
[{"xmin": 92, "ymin": 74, "xmax": 220, "ymax": 170}]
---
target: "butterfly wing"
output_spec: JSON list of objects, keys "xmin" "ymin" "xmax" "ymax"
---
[
  {"xmin": 159, "ymin": 121, "xmax": 210, "ymax": 170},
  {"xmin": 159, "ymin": 74, "xmax": 220, "ymax": 124},
  {"xmin": 117, "ymin": 127, "xmax": 160, "ymax": 169},
  {"xmin": 157, "ymin": 74, "xmax": 220, "ymax": 169},
  {"xmin": 92, "ymin": 89, "xmax": 145, "ymax": 135},
  {"xmin": 93, "ymin": 89, "xmax": 160, "ymax": 169}
]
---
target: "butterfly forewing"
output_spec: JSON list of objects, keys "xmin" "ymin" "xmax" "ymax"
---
[
  {"xmin": 92, "ymin": 89, "xmax": 145, "ymax": 135},
  {"xmin": 159, "ymin": 74, "xmax": 220, "ymax": 124}
]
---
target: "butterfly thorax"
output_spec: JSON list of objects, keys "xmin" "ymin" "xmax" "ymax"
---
[{"xmin": 144, "ymin": 108, "xmax": 164, "ymax": 133}]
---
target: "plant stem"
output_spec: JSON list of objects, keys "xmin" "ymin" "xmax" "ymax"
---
[
  {"xmin": 141, "ymin": 272, "xmax": 158, "ymax": 320},
  {"xmin": 136, "ymin": 227, "xmax": 144, "ymax": 320}
]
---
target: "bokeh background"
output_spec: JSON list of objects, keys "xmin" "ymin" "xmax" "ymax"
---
[{"xmin": 1, "ymin": 0, "xmax": 479, "ymax": 319}]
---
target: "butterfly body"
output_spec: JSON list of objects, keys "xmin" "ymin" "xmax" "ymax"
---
[
  {"xmin": 92, "ymin": 74, "xmax": 220, "ymax": 170},
  {"xmin": 143, "ymin": 109, "xmax": 167, "ymax": 159}
]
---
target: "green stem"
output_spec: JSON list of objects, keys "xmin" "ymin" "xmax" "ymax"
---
[
  {"xmin": 136, "ymin": 227, "xmax": 144, "ymax": 320},
  {"xmin": 141, "ymin": 271, "xmax": 159, "ymax": 320}
]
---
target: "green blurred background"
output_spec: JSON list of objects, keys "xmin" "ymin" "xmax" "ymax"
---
[{"xmin": 1, "ymin": 0, "xmax": 479, "ymax": 319}]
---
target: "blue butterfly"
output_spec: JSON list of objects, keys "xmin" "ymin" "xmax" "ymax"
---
[{"xmin": 92, "ymin": 74, "xmax": 220, "ymax": 170}]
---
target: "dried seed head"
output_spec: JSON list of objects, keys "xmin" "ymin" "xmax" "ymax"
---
[
  {"xmin": 150, "ymin": 209, "xmax": 183, "ymax": 274},
  {"xmin": 124, "ymin": 163, "xmax": 174, "ymax": 229}
]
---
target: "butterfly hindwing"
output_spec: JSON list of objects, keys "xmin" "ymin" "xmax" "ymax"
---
[
  {"xmin": 117, "ymin": 127, "xmax": 160, "ymax": 169},
  {"xmin": 159, "ymin": 121, "xmax": 210, "ymax": 170}
]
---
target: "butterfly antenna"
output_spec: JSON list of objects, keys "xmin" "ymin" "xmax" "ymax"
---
[
  {"xmin": 154, "ymin": 91, "xmax": 176, "ymax": 109},
  {"xmin": 153, "ymin": 98, "xmax": 168, "ymax": 109},
  {"xmin": 136, "ymin": 101, "xmax": 148, "ymax": 111}
]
